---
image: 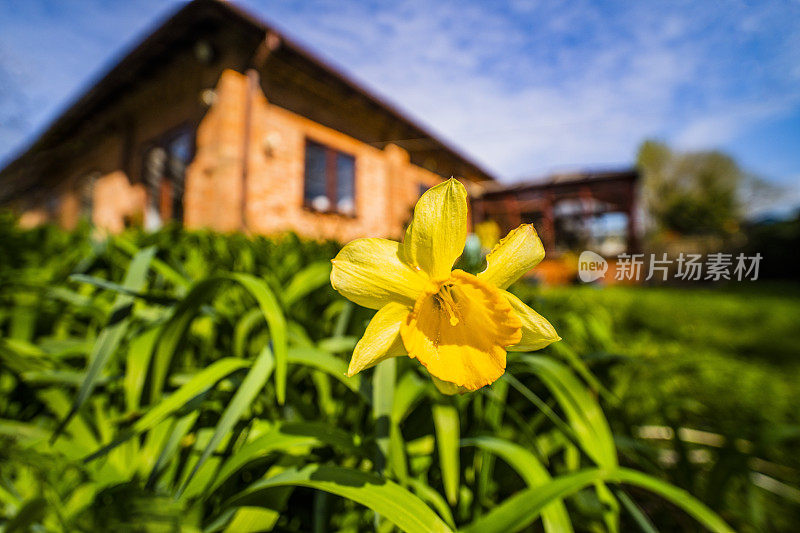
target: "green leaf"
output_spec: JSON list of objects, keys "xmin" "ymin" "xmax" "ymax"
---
[
  {"xmin": 149, "ymin": 278, "xmax": 223, "ymax": 404},
  {"xmin": 373, "ymin": 358, "xmax": 396, "ymax": 475},
  {"xmin": 612, "ymin": 467, "xmax": 734, "ymax": 533},
  {"xmin": 114, "ymin": 235, "xmax": 190, "ymax": 290},
  {"xmin": 317, "ymin": 336, "xmax": 359, "ymax": 353},
  {"xmin": 21, "ymin": 369, "xmax": 110, "ymax": 387},
  {"xmin": 287, "ymin": 346, "xmax": 366, "ymax": 397},
  {"xmin": 4, "ymin": 496, "xmax": 47, "ymax": 533},
  {"xmin": 461, "ymin": 467, "xmax": 734, "ymax": 533},
  {"xmin": 407, "ymin": 477, "xmax": 456, "ymax": 530},
  {"xmin": 62, "ymin": 483, "xmax": 98, "ymax": 521},
  {"xmin": 550, "ymin": 341, "xmax": 616, "ymax": 404},
  {"xmin": 227, "ymin": 464, "xmax": 453, "ymax": 533},
  {"xmin": 0, "ymin": 338, "xmax": 52, "ymax": 374},
  {"xmin": 462, "ymin": 468, "xmax": 604, "ymax": 533},
  {"xmin": 69, "ymin": 273, "xmax": 178, "ymax": 304},
  {"xmin": 282, "ymin": 261, "xmax": 332, "ymax": 308},
  {"xmin": 150, "ymin": 274, "xmax": 287, "ymax": 405},
  {"xmin": 0, "ymin": 419, "xmax": 51, "ymax": 443},
  {"xmin": 9, "ymin": 292, "xmax": 37, "ymax": 341},
  {"xmin": 614, "ymin": 488, "xmax": 659, "ymax": 533},
  {"xmin": 223, "ymin": 507, "xmax": 281, "ymax": 532},
  {"xmin": 511, "ymin": 357, "xmax": 621, "ymax": 529},
  {"xmin": 179, "ymin": 346, "xmax": 275, "ymax": 495},
  {"xmin": 391, "ymin": 372, "xmax": 426, "ymax": 425},
  {"xmin": 229, "ymin": 274, "xmax": 288, "ymax": 405},
  {"xmin": 147, "ymin": 411, "xmax": 200, "ymax": 488},
  {"xmin": 333, "ymin": 300, "xmax": 354, "ymax": 337},
  {"xmin": 515, "ymin": 355, "xmax": 617, "ymax": 468},
  {"xmin": 206, "ymin": 422, "xmax": 358, "ymax": 496},
  {"xmin": 124, "ymin": 327, "xmax": 160, "ymax": 412},
  {"xmin": 37, "ymin": 389, "xmax": 99, "ymax": 456},
  {"xmin": 503, "ymin": 373, "xmax": 578, "ymax": 449},
  {"xmin": 476, "ymin": 379, "xmax": 508, "ymax": 506},
  {"xmin": 462, "ymin": 436, "xmax": 573, "ymax": 533},
  {"xmin": 432, "ymin": 401, "xmax": 460, "ymax": 505},
  {"xmin": 53, "ymin": 246, "xmax": 156, "ymax": 441},
  {"xmin": 84, "ymin": 357, "xmax": 249, "ymax": 462},
  {"xmin": 233, "ymin": 308, "xmax": 264, "ymax": 358},
  {"xmin": 389, "ymin": 423, "xmax": 409, "ymax": 484}
]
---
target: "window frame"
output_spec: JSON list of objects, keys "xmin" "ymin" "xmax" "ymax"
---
[
  {"xmin": 302, "ymin": 138, "xmax": 357, "ymax": 217},
  {"xmin": 140, "ymin": 122, "xmax": 196, "ymax": 228}
]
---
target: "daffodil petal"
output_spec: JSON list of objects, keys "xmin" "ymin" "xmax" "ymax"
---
[
  {"xmin": 401, "ymin": 270, "xmax": 521, "ymax": 391},
  {"xmin": 400, "ymin": 178, "xmax": 468, "ymax": 280},
  {"xmin": 347, "ymin": 302, "xmax": 410, "ymax": 376},
  {"xmin": 478, "ymin": 224, "xmax": 545, "ymax": 289},
  {"xmin": 331, "ymin": 238, "xmax": 428, "ymax": 310},
  {"xmin": 503, "ymin": 291, "xmax": 560, "ymax": 351}
]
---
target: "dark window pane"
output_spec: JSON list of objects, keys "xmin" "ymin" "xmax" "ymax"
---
[
  {"xmin": 167, "ymin": 130, "xmax": 192, "ymax": 222},
  {"xmin": 142, "ymin": 125, "xmax": 194, "ymax": 230},
  {"xmin": 304, "ymin": 141, "xmax": 329, "ymax": 211},
  {"xmin": 45, "ymin": 194, "xmax": 59, "ymax": 216},
  {"xmin": 169, "ymin": 131, "xmax": 193, "ymax": 164},
  {"xmin": 336, "ymin": 152, "xmax": 355, "ymax": 215},
  {"xmin": 80, "ymin": 172, "xmax": 98, "ymax": 220},
  {"xmin": 144, "ymin": 147, "xmax": 167, "ymax": 230},
  {"xmin": 144, "ymin": 146, "xmax": 167, "ymax": 189}
]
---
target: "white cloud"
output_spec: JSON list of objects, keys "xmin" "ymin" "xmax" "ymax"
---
[
  {"xmin": 248, "ymin": 0, "xmax": 800, "ymax": 181},
  {"xmin": 675, "ymin": 96, "xmax": 800, "ymax": 149},
  {"xmin": 2, "ymin": 0, "xmax": 799, "ymax": 187}
]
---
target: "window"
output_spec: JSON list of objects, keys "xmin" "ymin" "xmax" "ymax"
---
[
  {"xmin": 303, "ymin": 139, "xmax": 356, "ymax": 216},
  {"xmin": 143, "ymin": 126, "xmax": 194, "ymax": 230},
  {"xmin": 45, "ymin": 193, "xmax": 60, "ymax": 219},
  {"xmin": 79, "ymin": 172, "xmax": 99, "ymax": 221}
]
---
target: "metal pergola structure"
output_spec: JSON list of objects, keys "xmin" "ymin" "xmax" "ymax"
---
[{"xmin": 472, "ymin": 169, "xmax": 640, "ymax": 255}]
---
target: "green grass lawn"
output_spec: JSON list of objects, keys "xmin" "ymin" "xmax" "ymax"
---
[
  {"xmin": 535, "ymin": 284, "xmax": 800, "ymax": 431},
  {"xmin": 515, "ymin": 283, "xmax": 800, "ymax": 530}
]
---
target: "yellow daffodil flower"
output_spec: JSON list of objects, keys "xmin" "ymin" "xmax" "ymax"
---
[
  {"xmin": 330, "ymin": 178, "xmax": 559, "ymax": 394},
  {"xmin": 474, "ymin": 219, "xmax": 501, "ymax": 251}
]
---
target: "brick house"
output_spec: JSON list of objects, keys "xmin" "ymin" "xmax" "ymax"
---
[{"xmin": 0, "ymin": 0, "xmax": 494, "ymax": 242}]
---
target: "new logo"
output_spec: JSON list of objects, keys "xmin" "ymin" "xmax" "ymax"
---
[{"xmin": 578, "ymin": 251, "xmax": 608, "ymax": 282}]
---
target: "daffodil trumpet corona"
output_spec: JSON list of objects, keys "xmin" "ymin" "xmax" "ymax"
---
[{"xmin": 330, "ymin": 178, "xmax": 560, "ymax": 394}]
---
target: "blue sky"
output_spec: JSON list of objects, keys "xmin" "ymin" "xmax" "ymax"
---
[{"xmin": 1, "ymin": 0, "xmax": 799, "ymax": 204}]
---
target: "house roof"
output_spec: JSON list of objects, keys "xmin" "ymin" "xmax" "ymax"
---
[
  {"xmin": 479, "ymin": 168, "xmax": 638, "ymax": 197},
  {"xmin": 0, "ymin": 0, "xmax": 495, "ymax": 202}
]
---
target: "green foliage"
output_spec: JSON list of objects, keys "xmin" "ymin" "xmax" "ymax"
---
[
  {"xmin": 516, "ymin": 282, "xmax": 800, "ymax": 531},
  {"xmin": 742, "ymin": 211, "xmax": 800, "ymax": 280},
  {"xmin": 637, "ymin": 140, "xmax": 743, "ymax": 236},
  {"xmin": 0, "ymin": 219, "xmax": 733, "ymax": 532}
]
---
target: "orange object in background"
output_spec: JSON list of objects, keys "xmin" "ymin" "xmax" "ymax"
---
[
  {"xmin": 528, "ymin": 257, "xmax": 578, "ymax": 285},
  {"xmin": 527, "ymin": 256, "xmax": 641, "ymax": 286}
]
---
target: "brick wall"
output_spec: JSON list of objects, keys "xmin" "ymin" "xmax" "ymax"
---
[
  {"xmin": 184, "ymin": 69, "xmax": 248, "ymax": 232},
  {"xmin": 186, "ymin": 69, "xmax": 446, "ymax": 242},
  {"xmin": 19, "ymin": 68, "xmax": 468, "ymax": 243}
]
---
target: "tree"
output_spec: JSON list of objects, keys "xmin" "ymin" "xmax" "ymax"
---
[{"xmin": 637, "ymin": 140, "xmax": 743, "ymax": 237}]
